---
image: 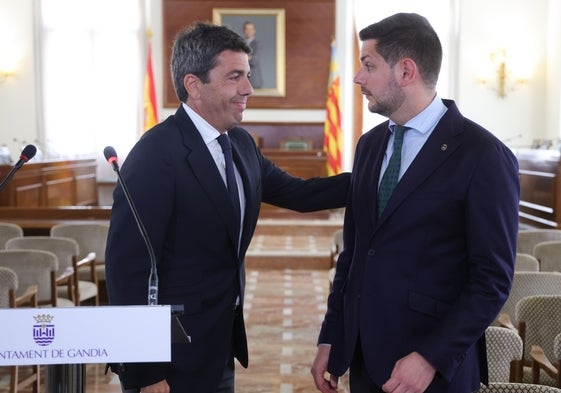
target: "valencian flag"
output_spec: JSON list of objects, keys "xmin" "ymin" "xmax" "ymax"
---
[
  {"xmin": 143, "ymin": 31, "xmax": 158, "ymax": 132},
  {"xmin": 323, "ymin": 40, "xmax": 342, "ymax": 176}
]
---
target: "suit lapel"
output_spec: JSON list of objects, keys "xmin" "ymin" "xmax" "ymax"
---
[
  {"xmin": 375, "ymin": 102, "xmax": 464, "ymax": 227},
  {"xmin": 174, "ymin": 108, "xmax": 241, "ymax": 254}
]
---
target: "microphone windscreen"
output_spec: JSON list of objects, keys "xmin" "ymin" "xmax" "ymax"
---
[
  {"xmin": 20, "ymin": 144, "xmax": 37, "ymax": 162},
  {"xmin": 103, "ymin": 146, "xmax": 118, "ymax": 163}
]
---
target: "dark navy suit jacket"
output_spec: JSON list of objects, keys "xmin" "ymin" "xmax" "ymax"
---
[
  {"xmin": 105, "ymin": 106, "xmax": 350, "ymax": 392},
  {"xmin": 319, "ymin": 100, "xmax": 519, "ymax": 393}
]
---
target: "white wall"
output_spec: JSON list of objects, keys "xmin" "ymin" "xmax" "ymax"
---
[
  {"xmin": 546, "ymin": 0, "xmax": 561, "ymax": 140},
  {"xmin": 352, "ymin": 0, "xmax": 456, "ymax": 135},
  {"xmin": 350, "ymin": 0, "xmax": 559, "ymax": 149},
  {"xmin": 0, "ymin": 0, "xmax": 559, "ymax": 167},
  {"xmin": 0, "ymin": 0, "xmax": 39, "ymax": 159},
  {"xmin": 456, "ymin": 0, "xmax": 551, "ymax": 147}
]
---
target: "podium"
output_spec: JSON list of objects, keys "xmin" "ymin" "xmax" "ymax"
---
[{"xmin": 0, "ymin": 305, "xmax": 176, "ymax": 392}]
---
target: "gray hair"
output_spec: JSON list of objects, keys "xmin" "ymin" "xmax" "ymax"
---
[{"xmin": 170, "ymin": 22, "xmax": 251, "ymax": 102}]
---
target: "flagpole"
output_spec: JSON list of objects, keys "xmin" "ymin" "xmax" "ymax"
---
[
  {"xmin": 323, "ymin": 39, "xmax": 343, "ymax": 176},
  {"xmin": 143, "ymin": 28, "xmax": 159, "ymax": 132}
]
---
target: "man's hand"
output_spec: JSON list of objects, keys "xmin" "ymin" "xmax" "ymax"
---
[
  {"xmin": 382, "ymin": 352, "xmax": 436, "ymax": 393},
  {"xmin": 311, "ymin": 345, "xmax": 339, "ymax": 392},
  {"xmin": 140, "ymin": 379, "xmax": 169, "ymax": 393}
]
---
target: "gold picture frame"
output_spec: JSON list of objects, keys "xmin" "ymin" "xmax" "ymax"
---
[{"xmin": 212, "ymin": 8, "xmax": 286, "ymax": 97}]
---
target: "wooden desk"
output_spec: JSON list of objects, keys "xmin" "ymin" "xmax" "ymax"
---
[
  {"xmin": 260, "ymin": 149, "xmax": 330, "ymax": 219},
  {"xmin": 0, "ymin": 206, "xmax": 110, "ymax": 235},
  {"xmin": 0, "ymin": 158, "xmax": 98, "ymax": 207},
  {"xmin": 0, "ymin": 150, "xmax": 332, "ymax": 225},
  {"xmin": 517, "ymin": 148, "xmax": 561, "ymax": 228}
]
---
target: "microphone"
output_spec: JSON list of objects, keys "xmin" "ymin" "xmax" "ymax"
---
[
  {"xmin": 0, "ymin": 144, "xmax": 37, "ymax": 191},
  {"xmin": 103, "ymin": 146, "xmax": 158, "ymax": 306},
  {"xmin": 104, "ymin": 146, "xmax": 190, "ymax": 343},
  {"xmin": 15, "ymin": 144, "xmax": 37, "ymax": 169}
]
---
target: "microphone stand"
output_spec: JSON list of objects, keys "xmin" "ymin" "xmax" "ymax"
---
[
  {"xmin": 107, "ymin": 156, "xmax": 190, "ymax": 343},
  {"xmin": 0, "ymin": 165, "xmax": 21, "ymax": 191},
  {"xmin": 109, "ymin": 161, "xmax": 159, "ymax": 306},
  {"xmin": 0, "ymin": 146, "xmax": 36, "ymax": 191}
]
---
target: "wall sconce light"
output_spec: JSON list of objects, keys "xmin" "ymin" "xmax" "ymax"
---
[
  {"xmin": 0, "ymin": 50, "xmax": 19, "ymax": 84},
  {"xmin": 0, "ymin": 26, "xmax": 21, "ymax": 84},
  {"xmin": 0, "ymin": 70, "xmax": 16, "ymax": 84},
  {"xmin": 477, "ymin": 49, "xmax": 529, "ymax": 98}
]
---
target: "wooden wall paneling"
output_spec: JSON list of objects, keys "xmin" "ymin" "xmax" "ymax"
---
[
  {"xmin": 0, "ymin": 159, "xmax": 98, "ymax": 208},
  {"xmin": 517, "ymin": 148, "xmax": 561, "ymax": 228},
  {"xmin": 162, "ymin": 0, "xmax": 334, "ymax": 109},
  {"xmin": 44, "ymin": 170, "xmax": 75, "ymax": 206},
  {"xmin": 13, "ymin": 177, "xmax": 43, "ymax": 207},
  {"xmin": 75, "ymin": 174, "xmax": 98, "ymax": 206},
  {"xmin": 0, "ymin": 167, "xmax": 43, "ymax": 207},
  {"xmin": 74, "ymin": 161, "xmax": 98, "ymax": 206},
  {"xmin": 242, "ymin": 122, "xmax": 324, "ymax": 149},
  {"xmin": 258, "ymin": 149, "xmax": 329, "ymax": 218},
  {"xmin": 0, "ymin": 206, "xmax": 111, "ymax": 236}
]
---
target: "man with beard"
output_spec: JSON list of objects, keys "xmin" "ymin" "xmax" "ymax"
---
[{"xmin": 311, "ymin": 13, "xmax": 519, "ymax": 393}]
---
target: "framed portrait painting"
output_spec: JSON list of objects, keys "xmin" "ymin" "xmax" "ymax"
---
[{"xmin": 212, "ymin": 8, "xmax": 286, "ymax": 97}]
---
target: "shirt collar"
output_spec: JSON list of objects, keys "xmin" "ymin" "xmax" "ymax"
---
[
  {"xmin": 182, "ymin": 102, "xmax": 222, "ymax": 144},
  {"xmin": 389, "ymin": 95, "xmax": 448, "ymax": 135}
]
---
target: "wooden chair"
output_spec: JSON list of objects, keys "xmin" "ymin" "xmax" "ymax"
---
[
  {"xmin": 515, "ymin": 253, "xmax": 540, "ymax": 272},
  {"xmin": 530, "ymin": 332, "xmax": 561, "ymax": 387},
  {"xmin": 6, "ymin": 236, "xmax": 99, "ymax": 305},
  {"xmin": 474, "ymin": 382, "xmax": 561, "ymax": 392},
  {"xmin": 486, "ymin": 326, "xmax": 524, "ymax": 382},
  {"xmin": 496, "ymin": 272, "xmax": 561, "ymax": 330},
  {"xmin": 514, "ymin": 295, "xmax": 561, "ymax": 385},
  {"xmin": 0, "ymin": 249, "xmax": 74, "ymax": 307},
  {"xmin": 0, "ymin": 222, "xmax": 23, "ymax": 248},
  {"xmin": 517, "ymin": 230, "xmax": 561, "ymax": 256},
  {"xmin": 0, "ymin": 266, "xmax": 40, "ymax": 393},
  {"xmin": 50, "ymin": 223, "xmax": 109, "ymax": 302},
  {"xmin": 534, "ymin": 241, "xmax": 561, "ymax": 272}
]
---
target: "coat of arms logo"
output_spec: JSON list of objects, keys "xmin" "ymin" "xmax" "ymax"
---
[{"xmin": 33, "ymin": 314, "xmax": 55, "ymax": 346}]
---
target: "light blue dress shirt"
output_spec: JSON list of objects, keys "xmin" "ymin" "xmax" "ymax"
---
[{"xmin": 380, "ymin": 96, "xmax": 448, "ymax": 185}]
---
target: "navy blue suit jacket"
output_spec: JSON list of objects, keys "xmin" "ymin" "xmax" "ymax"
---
[
  {"xmin": 105, "ymin": 106, "xmax": 350, "ymax": 392},
  {"xmin": 319, "ymin": 100, "xmax": 519, "ymax": 393}
]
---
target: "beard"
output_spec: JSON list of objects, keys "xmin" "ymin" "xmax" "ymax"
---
[{"xmin": 367, "ymin": 76, "xmax": 405, "ymax": 118}]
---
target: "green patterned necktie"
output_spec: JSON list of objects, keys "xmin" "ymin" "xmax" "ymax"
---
[{"xmin": 378, "ymin": 125, "xmax": 407, "ymax": 218}]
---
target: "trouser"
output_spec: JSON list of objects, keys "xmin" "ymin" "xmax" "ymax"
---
[
  {"xmin": 120, "ymin": 356, "xmax": 235, "ymax": 393},
  {"xmin": 120, "ymin": 382, "xmax": 139, "ymax": 393},
  {"xmin": 349, "ymin": 335, "xmax": 384, "ymax": 393}
]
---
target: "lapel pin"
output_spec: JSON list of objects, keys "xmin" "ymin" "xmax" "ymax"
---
[{"xmin": 441, "ymin": 144, "xmax": 448, "ymax": 151}]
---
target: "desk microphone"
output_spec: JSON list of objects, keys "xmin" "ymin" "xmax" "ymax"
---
[
  {"xmin": 103, "ymin": 146, "xmax": 158, "ymax": 306},
  {"xmin": 104, "ymin": 146, "xmax": 190, "ymax": 343},
  {"xmin": 0, "ymin": 144, "xmax": 37, "ymax": 191}
]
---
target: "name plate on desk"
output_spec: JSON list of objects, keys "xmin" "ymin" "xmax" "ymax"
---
[{"xmin": 0, "ymin": 305, "xmax": 171, "ymax": 366}]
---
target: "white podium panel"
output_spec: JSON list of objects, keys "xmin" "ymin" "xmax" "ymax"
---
[{"xmin": 0, "ymin": 305, "xmax": 171, "ymax": 366}]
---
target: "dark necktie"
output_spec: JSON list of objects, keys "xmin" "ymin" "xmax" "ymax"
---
[
  {"xmin": 378, "ymin": 125, "xmax": 407, "ymax": 218},
  {"xmin": 217, "ymin": 134, "xmax": 241, "ymax": 229}
]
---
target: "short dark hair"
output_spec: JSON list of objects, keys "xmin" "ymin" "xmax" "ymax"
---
[
  {"xmin": 359, "ymin": 13, "xmax": 442, "ymax": 88},
  {"xmin": 170, "ymin": 21, "xmax": 251, "ymax": 102}
]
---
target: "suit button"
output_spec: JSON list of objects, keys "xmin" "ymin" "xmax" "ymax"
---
[{"xmin": 367, "ymin": 249, "xmax": 375, "ymax": 256}]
